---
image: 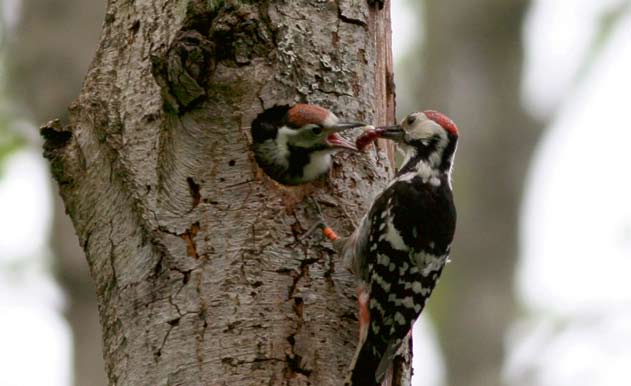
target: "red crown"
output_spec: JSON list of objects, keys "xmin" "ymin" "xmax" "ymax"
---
[
  {"xmin": 287, "ymin": 104, "xmax": 330, "ymax": 127},
  {"xmin": 424, "ymin": 110, "xmax": 458, "ymax": 136}
]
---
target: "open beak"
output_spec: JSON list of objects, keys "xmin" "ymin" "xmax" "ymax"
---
[
  {"xmin": 324, "ymin": 121, "xmax": 366, "ymax": 151},
  {"xmin": 375, "ymin": 125, "xmax": 405, "ymax": 141}
]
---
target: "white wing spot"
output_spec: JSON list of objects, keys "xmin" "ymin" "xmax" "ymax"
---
[
  {"xmin": 402, "ymin": 296, "xmax": 415, "ymax": 309},
  {"xmin": 377, "ymin": 253, "xmax": 390, "ymax": 266},
  {"xmin": 399, "ymin": 262, "xmax": 409, "ymax": 275},
  {"xmin": 412, "ymin": 281, "xmax": 431, "ymax": 296},
  {"xmin": 384, "ymin": 217, "xmax": 408, "ymax": 251},
  {"xmin": 370, "ymin": 298, "xmax": 386, "ymax": 316},
  {"xmin": 372, "ymin": 273, "xmax": 391, "ymax": 292},
  {"xmin": 394, "ymin": 312, "xmax": 406, "ymax": 325}
]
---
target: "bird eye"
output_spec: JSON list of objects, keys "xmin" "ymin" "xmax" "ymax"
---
[
  {"xmin": 407, "ymin": 115, "xmax": 416, "ymax": 125},
  {"xmin": 311, "ymin": 126, "xmax": 323, "ymax": 135}
]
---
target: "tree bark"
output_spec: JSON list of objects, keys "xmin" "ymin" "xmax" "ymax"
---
[{"xmin": 42, "ymin": 1, "xmax": 401, "ymax": 385}]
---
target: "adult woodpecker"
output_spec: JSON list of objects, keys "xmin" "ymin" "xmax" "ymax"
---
[
  {"xmin": 314, "ymin": 110, "xmax": 459, "ymax": 386},
  {"xmin": 251, "ymin": 104, "xmax": 365, "ymax": 185}
]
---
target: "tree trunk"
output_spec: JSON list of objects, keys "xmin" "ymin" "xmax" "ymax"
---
[{"xmin": 42, "ymin": 1, "xmax": 402, "ymax": 385}]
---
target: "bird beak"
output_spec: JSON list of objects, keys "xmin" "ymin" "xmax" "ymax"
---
[
  {"xmin": 375, "ymin": 125, "xmax": 405, "ymax": 141},
  {"xmin": 324, "ymin": 121, "xmax": 366, "ymax": 151},
  {"xmin": 325, "ymin": 132, "xmax": 358, "ymax": 151},
  {"xmin": 329, "ymin": 121, "xmax": 367, "ymax": 131}
]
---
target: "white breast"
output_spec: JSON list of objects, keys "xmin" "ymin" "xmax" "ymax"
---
[{"xmin": 301, "ymin": 151, "xmax": 332, "ymax": 181}]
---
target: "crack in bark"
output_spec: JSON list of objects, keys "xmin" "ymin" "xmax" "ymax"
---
[
  {"xmin": 180, "ymin": 222, "xmax": 201, "ymax": 259},
  {"xmin": 186, "ymin": 177, "xmax": 201, "ymax": 209},
  {"xmin": 283, "ymin": 248, "xmax": 323, "ymax": 381},
  {"xmin": 284, "ymin": 296, "xmax": 312, "ymax": 380},
  {"xmin": 338, "ymin": 11, "xmax": 368, "ymax": 27},
  {"xmin": 154, "ymin": 317, "xmax": 180, "ymax": 361},
  {"xmin": 195, "ymin": 274, "xmax": 209, "ymax": 371},
  {"xmin": 286, "ymin": 257, "xmax": 319, "ymax": 301}
]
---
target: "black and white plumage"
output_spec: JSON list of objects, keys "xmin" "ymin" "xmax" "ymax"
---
[
  {"xmin": 338, "ymin": 110, "xmax": 459, "ymax": 386},
  {"xmin": 251, "ymin": 104, "xmax": 365, "ymax": 185}
]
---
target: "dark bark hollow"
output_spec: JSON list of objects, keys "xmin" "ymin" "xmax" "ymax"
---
[{"xmin": 42, "ymin": 0, "xmax": 401, "ymax": 385}]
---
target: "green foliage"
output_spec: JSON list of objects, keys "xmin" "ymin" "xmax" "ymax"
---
[
  {"xmin": 0, "ymin": 53, "xmax": 25, "ymax": 174},
  {"xmin": 0, "ymin": 122, "xmax": 25, "ymax": 175},
  {"xmin": 576, "ymin": 2, "xmax": 630, "ymax": 82}
]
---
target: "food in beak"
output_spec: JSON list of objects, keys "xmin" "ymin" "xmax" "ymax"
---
[
  {"xmin": 356, "ymin": 126, "xmax": 386, "ymax": 150},
  {"xmin": 356, "ymin": 125, "xmax": 404, "ymax": 150}
]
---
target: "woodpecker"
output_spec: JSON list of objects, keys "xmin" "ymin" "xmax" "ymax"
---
[
  {"xmin": 251, "ymin": 104, "xmax": 365, "ymax": 185},
  {"xmin": 314, "ymin": 111, "xmax": 459, "ymax": 386}
]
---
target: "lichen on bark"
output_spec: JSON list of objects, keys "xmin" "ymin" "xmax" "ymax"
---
[{"xmin": 42, "ymin": 0, "xmax": 402, "ymax": 385}]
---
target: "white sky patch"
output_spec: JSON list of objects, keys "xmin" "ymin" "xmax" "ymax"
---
[
  {"xmin": 391, "ymin": 0, "xmax": 423, "ymax": 59},
  {"xmin": 0, "ymin": 270, "xmax": 71, "ymax": 386},
  {"xmin": 412, "ymin": 314, "xmax": 446, "ymax": 386},
  {"xmin": 392, "ymin": 0, "xmax": 425, "ymax": 119},
  {"xmin": 0, "ymin": 149, "xmax": 71, "ymax": 386},
  {"xmin": 521, "ymin": 0, "xmax": 628, "ymax": 118},
  {"xmin": 508, "ymin": 5, "xmax": 631, "ymax": 386},
  {"xmin": 0, "ymin": 0, "xmax": 21, "ymax": 32},
  {"xmin": 518, "ymin": 11, "xmax": 631, "ymax": 313},
  {"xmin": 0, "ymin": 150, "xmax": 52, "ymax": 263},
  {"xmin": 506, "ymin": 312, "xmax": 631, "ymax": 386}
]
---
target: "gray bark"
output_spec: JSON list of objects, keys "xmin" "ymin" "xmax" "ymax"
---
[{"xmin": 42, "ymin": 1, "xmax": 402, "ymax": 385}]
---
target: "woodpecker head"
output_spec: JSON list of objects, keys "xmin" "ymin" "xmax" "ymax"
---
[
  {"xmin": 377, "ymin": 110, "xmax": 459, "ymax": 172},
  {"xmin": 251, "ymin": 104, "xmax": 366, "ymax": 185}
]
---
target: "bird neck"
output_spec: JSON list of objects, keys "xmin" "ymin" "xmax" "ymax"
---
[{"xmin": 396, "ymin": 143, "xmax": 456, "ymax": 188}]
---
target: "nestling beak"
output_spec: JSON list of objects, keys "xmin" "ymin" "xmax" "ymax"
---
[
  {"xmin": 324, "ymin": 121, "xmax": 366, "ymax": 151},
  {"xmin": 375, "ymin": 125, "xmax": 405, "ymax": 142},
  {"xmin": 329, "ymin": 121, "xmax": 367, "ymax": 131}
]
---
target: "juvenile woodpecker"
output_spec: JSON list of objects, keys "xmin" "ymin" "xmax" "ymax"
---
[
  {"xmin": 315, "ymin": 111, "xmax": 459, "ymax": 386},
  {"xmin": 251, "ymin": 104, "xmax": 365, "ymax": 185}
]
